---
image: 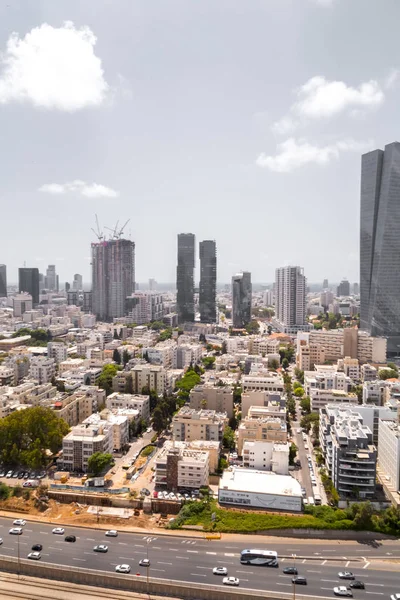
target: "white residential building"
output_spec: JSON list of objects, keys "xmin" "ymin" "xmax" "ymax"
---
[
  {"xmin": 172, "ymin": 407, "xmax": 227, "ymax": 443},
  {"xmin": 62, "ymin": 422, "xmax": 113, "ymax": 472},
  {"xmin": 29, "ymin": 356, "xmax": 56, "ymax": 384},
  {"xmin": 0, "ymin": 367, "xmax": 14, "ymax": 386},
  {"xmin": 310, "ymin": 388, "xmax": 357, "ymax": 411},
  {"xmin": 83, "ymin": 413, "xmax": 129, "ymax": 451},
  {"xmin": 361, "ymin": 364, "xmax": 378, "ymax": 382},
  {"xmin": 13, "ymin": 293, "xmax": 33, "ymax": 317},
  {"xmin": 242, "ymin": 374, "xmax": 284, "ymax": 393},
  {"xmin": 362, "ymin": 381, "xmax": 388, "ymax": 406},
  {"xmin": 106, "ymin": 392, "xmax": 150, "ymax": 422},
  {"xmin": 242, "ymin": 440, "xmax": 289, "ymax": 475},
  {"xmin": 274, "ymin": 265, "xmax": 307, "ymax": 334},
  {"xmin": 155, "ymin": 445, "xmax": 209, "ymax": 491},
  {"xmin": 304, "ymin": 368, "xmax": 352, "ymax": 396},
  {"xmin": 378, "ymin": 420, "xmax": 400, "ymax": 492},
  {"xmin": 47, "ymin": 342, "xmax": 68, "ymax": 364}
]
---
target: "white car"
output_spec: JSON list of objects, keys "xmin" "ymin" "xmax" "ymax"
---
[
  {"xmin": 9, "ymin": 528, "xmax": 22, "ymax": 535},
  {"xmin": 139, "ymin": 558, "xmax": 150, "ymax": 567},
  {"xmin": 338, "ymin": 572, "xmax": 355, "ymax": 580},
  {"xmin": 334, "ymin": 587, "xmax": 353, "ymax": 597},
  {"xmin": 223, "ymin": 577, "xmax": 240, "ymax": 586},
  {"xmin": 213, "ymin": 567, "xmax": 228, "ymax": 575},
  {"xmin": 115, "ymin": 564, "xmax": 131, "ymax": 574},
  {"xmin": 13, "ymin": 519, "xmax": 26, "ymax": 526},
  {"xmin": 27, "ymin": 551, "xmax": 41, "ymax": 560},
  {"xmin": 52, "ymin": 527, "xmax": 65, "ymax": 535},
  {"xmin": 105, "ymin": 530, "xmax": 118, "ymax": 537},
  {"xmin": 93, "ymin": 544, "xmax": 108, "ymax": 553},
  {"xmin": 0, "ymin": 538, "xmax": 3, "ymax": 545},
  {"xmin": 390, "ymin": 595, "xmax": 400, "ymax": 600}
]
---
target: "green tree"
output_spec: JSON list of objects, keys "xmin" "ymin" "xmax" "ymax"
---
[
  {"xmin": 282, "ymin": 358, "xmax": 289, "ymax": 370},
  {"xmin": 351, "ymin": 384, "xmax": 363, "ymax": 405},
  {"xmin": 152, "ymin": 406, "xmax": 166, "ymax": 434},
  {"xmin": 150, "ymin": 321, "xmax": 165, "ymax": 331},
  {"xmin": 269, "ymin": 359, "xmax": 279, "ymax": 371},
  {"xmin": 228, "ymin": 415, "xmax": 238, "ymax": 430},
  {"xmin": 300, "ymin": 396, "xmax": 311, "ymax": 413},
  {"xmin": 0, "ymin": 482, "xmax": 10, "ymax": 500},
  {"xmin": 159, "ymin": 328, "xmax": 173, "ymax": 341},
  {"xmin": 87, "ymin": 452, "xmax": 113, "ymax": 476},
  {"xmin": 202, "ymin": 356, "xmax": 216, "ymax": 370},
  {"xmin": 294, "ymin": 386, "xmax": 305, "ymax": 397},
  {"xmin": 286, "ymin": 397, "xmax": 296, "ymax": 419},
  {"xmin": 98, "ymin": 364, "xmax": 119, "ymax": 396},
  {"xmin": 245, "ymin": 320, "xmax": 260, "ymax": 335},
  {"xmin": 113, "ymin": 329, "xmax": 120, "ymax": 340},
  {"xmin": 113, "ymin": 349, "xmax": 121, "ymax": 365},
  {"xmin": 122, "ymin": 349, "xmax": 130, "ymax": 366},
  {"xmin": 300, "ymin": 412, "xmax": 319, "ymax": 434},
  {"xmin": 387, "ymin": 362, "xmax": 399, "ymax": 374},
  {"xmin": 124, "ymin": 373, "xmax": 133, "ymax": 394},
  {"xmin": 289, "ymin": 442, "xmax": 297, "ymax": 466},
  {"xmin": 294, "ymin": 368, "xmax": 304, "ymax": 384},
  {"xmin": 379, "ymin": 368, "xmax": 398, "ymax": 380},
  {"xmin": 222, "ymin": 426, "xmax": 235, "ymax": 450},
  {"xmin": 233, "ymin": 385, "xmax": 242, "ymax": 404}
]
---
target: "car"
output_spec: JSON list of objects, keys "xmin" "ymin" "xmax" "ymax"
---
[
  {"xmin": 350, "ymin": 581, "xmax": 365, "ymax": 589},
  {"xmin": 338, "ymin": 572, "xmax": 355, "ymax": 580},
  {"xmin": 0, "ymin": 538, "xmax": 3, "ymax": 545},
  {"xmin": 27, "ymin": 552, "xmax": 41, "ymax": 560},
  {"xmin": 139, "ymin": 558, "xmax": 150, "ymax": 567},
  {"xmin": 334, "ymin": 587, "xmax": 353, "ymax": 597},
  {"xmin": 93, "ymin": 544, "xmax": 108, "ymax": 553},
  {"xmin": 292, "ymin": 576, "xmax": 307, "ymax": 585},
  {"xmin": 13, "ymin": 519, "xmax": 26, "ymax": 526},
  {"xmin": 23, "ymin": 472, "xmax": 29, "ymax": 479},
  {"xmin": 31, "ymin": 544, "xmax": 42, "ymax": 551},
  {"xmin": 0, "ymin": 471, "xmax": 5, "ymax": 478},
  {"xmin": 9, "ymin": 528, "xmax": 22, "ymax": 535},
  {"xmin": 223, "ymin": 577, "xmax": 240, "ymax": 586},
  {"xmin": 17, "ymin": 472, "xmax": 24, "ymax": 479},
  {"xmin": 115, "ymin": 564, "xmax": 131, "ymax": 574},
  {"xmin": 283, "ymin": 567, "xmax": 298, "ymax": 575},
  {"xmin": 105, "ymin": 530, "xmax": 118, "ymax": 537},
  {"xmin": 390, "ymin": 595, "xmax": 400, "ymax": 600},
  {"xmin": 6, "ymin": 470, "xmax": 13, "ymax": 478},
  {"xmin": 52, "ymin": 528, "xmax": 65, "ymax": 535},
  {"xmin": 213, "ymin": 567, "xmax": 228, "ymax": 575},
  {"xmin": 12, "ymin": 471, "xmax": 19, "ymax": 478},
  {"xmin": 65, "ymin": 535, "xmax": 76, "ymax": 542}
]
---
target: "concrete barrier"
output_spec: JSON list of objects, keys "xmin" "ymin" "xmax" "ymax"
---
[{"xmin": 0, "ymin": 555, "xmax": 329, "ymax": 600}]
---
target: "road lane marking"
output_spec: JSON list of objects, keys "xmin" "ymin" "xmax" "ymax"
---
[
  {"xmin": 217, "ymin": 561, "xmax": 234, "ymax": 565},
  {"xmin": 322, "ymin": 560, "xmax": 327, "ymax": 565},
  {"xmin": 134, "ymin": 544, "xmax": 144, "ymax": 547},
  {"xmin": 368, "ymin": 584, "xmax": 385, "ymax": 587},
  {"xmin": 281, "ymin": 558, "xmax": 286, "ymax": 562},
  {"xmin": 169, "ymin": 548, "xmax": 179, "ymax": 551},
  {"xmin": 25, "ymin": 529, "xmax": 32, "ymax": 532},
  {"xmin": 119, "ymin": 542, "xmax": 128, "ymax": 546},
  {"xmin": 366, "ymin": 593, "xmax": 384, "ymax": 596},
  {"xmin": 346, "ymin": 561, "xmax": 350, "ymax": 567},
  {"xmin": 151, "ymin": 568, "xmax": 165, "ymax": 573},
  {"xmin": 364, "ymin": 562, "xmax": 370, "ymax": 569},
  {"xmin": 72, "ymin": 558, "xmax": 86, "ymax": 562},
  {"xmin": 224, "ymin": 553, "xmax": 235, "ymax": 556},
  {"xmin": 237, "ymin": 570, "xmax": 253, "ymax": 574},
  {"xmin": 321, "ymin": 580, "xmax": 337, "ymax": 583},
  {"xmin": 39, "ymin": 532, "xmax": 48, "ymax": 535},
  {"xmin": 206, "ymin": 552, "xmax": 216, "ymax": 555},
  {"xmin": 86, "ymin": 538, "xmax": 95, "ymax": 541},
  {"xmin": 321, "ymin": 588, "xmax": 334, "ymax": 591},
  {"xmin": 302, "ymin": 559, "xmax": 307, "ymax": 564},
  {"xmin": 187, "ymin": 550, "xmax": 198, "ymax": 553},
  {"xmin": 19, "ymin": 542, "xmax": 27, "ymax": 545},
  {"xmin": 153, "ymin": 546, "xmax": 161, "ymax": 550},
  {"xmin": 176, "ymin": 556, "xmax": 189, "ymax": 560},
  {"xmin": 157, "ymin": 561, "xmax": 172, "ymax": 565},
  {"xmin": 191, "ymin": 573, "xmax": 206, "ymax": 577},
  {"xmin": 277, "ymin": 583, "xmax": 291, "ymax": 587},
  {"xmin": 307, "ymin": 570, "xmax": 321, "ymax": 573}
]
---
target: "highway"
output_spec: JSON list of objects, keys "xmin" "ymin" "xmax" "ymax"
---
[{"xmin": 0, "ymin": 517, "xmax": 399, "ymax": 598}]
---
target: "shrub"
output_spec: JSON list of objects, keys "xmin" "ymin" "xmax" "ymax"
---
[{"xmin": 141, "ymin": 445, "xmax": 155, "ymax": 457}]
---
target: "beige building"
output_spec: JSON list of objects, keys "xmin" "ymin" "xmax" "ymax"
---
[
  {"xmin": 242, "ymin": 374, "xmax": 284, "ymax": 393},
  {"xmin": 296, "ymin": 339, "xmax": 326, "ymax": 371},
  {"xmin": 29, "ymin": 356, "xmax": 56, "ymax": 384},
  {"xmin": 189, "ymin": 385, "xmax": 234, "ymax": 418},
  {"xmin": 237, "ymin": 406, "xmax": 287, "ymax": 455},
  {"xmin": 52, "ymin": 392, "xmax": 96, "ymax": 427},
  {"xmin": 62, "ymin": 422, "xmax": 113, "ymax": 472},
  {"xmin": 241, "ymin": 390, "xmax": 285, "ymax": 418},
  {"xmin": 310, "ymin": 388, "xmax": 358, "ymax": 411},
  {"xmin": 157, "ymin": 440, "xmax": 220, "ymax": 474},
  {"xmin": 248, "ymin": 337, "xmax": 281, "ymax": 356},
  {"xmin": 172, "ymin": 407, "xmax": 228, "ymax": 443},
  {"xmin": 106, "ymin": 392, "xmax": 150, "ymax": 422},
  {"xmin": 299, "ymin": 329, "xmax": 387, "ymax": 364},
  {"xmin": 155, "ymin": 445, "xmax": 209, "ymax": 491}
]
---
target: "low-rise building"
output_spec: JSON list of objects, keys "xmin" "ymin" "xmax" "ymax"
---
[
  {"xmin": 0, "ymin": 366, "xmax": 14, "ymax": 386},
  {"xmin": 296, "ymin": 340, "xmax": 326, "ymax": 371},
  {"xmin": 189, "ymin": 385, "xmax": 234, "ymax": 418},
  {"xmin": 29, "ymin": 356, "xmax": 56, "ymax": 384},
  {"xmin": 238, "ymin": 406, "xmax": 287, "ymax": 455},
  {"xmin": 155, "ymin": 445, "xmax": 209, "ymax": 491},
  {"xmin": 47, "ymin": 342, "xmax": 68, "ymax": 364},
  {"xmin": 304, "ymin": 367, "xmax": 352, "ymax": 396},
  {"xmin": 83, "ymin": 413, "xmax": 129, "ymax": 451},
  {"xmin": 310, "ymin": 388, "xmax": 357, "ymax": 412},
  {"xmin": 362, "ymin": 381, "xmax": 387, "ymax": 406},
  {"xmin": 242, "ymin": 374, "xmax": 284, "ymax": 393},
  {"xmin": 241, "ymin": 390, "xmax": 285, "ymax": 418},
  {"xmin": 172, "ymin": 407, "xmax": 228, "ymax": 443},
  {"xmin": 242, "ymin": 440, "xmax": 289, "ymax": 474},
  {"xmin": 106, "ymin": 392, "xmax": 150, "ymax": 422},
  {"xmin": 131, "ymin": 364, "xmax": 168, "ymax": 396},
  {"xmin": 361, "ymin": 364, "xmax": 377, "ymax": 382}
]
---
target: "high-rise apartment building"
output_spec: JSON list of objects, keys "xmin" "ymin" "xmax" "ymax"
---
[
  {"xmin": 360, "ymin": 142, "xmax": 400, "ymax": 354},
  {"xmin": 44, "ymin": 265, "xmax": 58, "ymax": 291},
  {"xmin": 0, "ymin": 265, "xmax": 6, "ymax": 297},
  {"xmin": 322, "ymin": 279, "xmax": 329, "ymax": 289},
  {"xmin": 337, "ymin": 279, "xmax": 350, "ymax": 297},
  {"xmin": 19, "ymin": 267, "xmax": 39, "ymax": 305},
  {"xmin": 232, "ymin": 272, "xmax": 252, "ymax": 329},
  {"xmin": 199, "ymin": 240, "xmax": 216, "ymax": 323},
  {"xmin": 176, "ymin": 233, "xmax": 195, "ymax": 323},
  {"xmin": 73, "ymin": 274, "xmax": 83, "ymax": 291},
  {"xmin": 274, "ymin": 266, "xmax": 307, "ymax": 334},
  {"xmin": 92, "ymin": 238, "xmax": 135, "ymax": 321}
]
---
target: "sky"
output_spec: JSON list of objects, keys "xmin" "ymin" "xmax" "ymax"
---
[{"xmin": 0, "ymin": 0, "xmax": 399, "ymax": 286}]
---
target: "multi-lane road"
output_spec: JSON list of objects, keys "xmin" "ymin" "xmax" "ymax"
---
[{"xmin": 0, "ymin": 517, "xmax": 399, "ymax": 597}]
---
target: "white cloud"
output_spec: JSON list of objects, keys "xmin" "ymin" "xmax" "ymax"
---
[
  {"xmin": 39, "ymin": 180, "xmax": 119, "ymax": 198},
  {"xmin": 272, "ymin": 75, "xmax": 384, "ymax": 133},
  {"xmin": 256, "ymin": 137, "xmax": 373, "ymax": 173},
  {"xmin": 384, "ymin": 68, "xmax": 400, "ymax": 90},
  {"xmin": 0, "ymin": 21, "xmax": 109, "ymax": 111}
]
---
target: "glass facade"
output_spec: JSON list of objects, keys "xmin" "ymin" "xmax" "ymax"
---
[
  {"xmin": 176, "ymin": 233, "xmax": 195, "ymax": 323},
  {"xmin": 18, "ymin": 267, "xmax": 39, "ymax": 305},
  {"xmin": 0, "ymin": 264, "xmax": 6, "ymax": 298},
  {"xmin": 232, "ymin": 271, "xmax": 252, "ymax": 328},
  {"xmin": 199, "ymin": 240, "xmax": 216, "ymax": 323}
]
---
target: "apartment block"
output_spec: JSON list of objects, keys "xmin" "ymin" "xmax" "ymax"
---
[
  {"xmin": 189, "ymin": 385, "xmax": 234, "ymax": 418},
  {"xmin": 62, "ymin": 422, "xmax": 113, "ymax": 472},
  {"xmin": 361, "ymin": 364, "xmax": 378, "ymax": 382},
  {"xmin": 320, "ymin": 405, "xmax": 377, "ymax": 499},
  {"xmin": 242, "ymin": 374, "xmax": 284, "ymax": 393},
  {"xmin": 155, "ymin": 445, "xmax": 209, "ymax": 491},
  {"xmin": 175, "ymin": 344, "xmax": 203, "ymax": 369},
  {"xmin": 83, "ymin": 413, "xmax": 129, "ymax": 451},
  {"xmin": 143, "ymin": 341, "xmax": 176, "ymax": 368},
  {"xmin": 237, "ymin": 406, "xmax": 287, "ymax": 455},
  {"xmin": 241, "ymin": 390, "xmax": 285, "ymax": 419},
  {"xmin": 304, "ymin": 368, "xmax": 352, "ymax": 396},
  {"xmin": 29, "ymin": 356, "xmax": 56, "ymax": 384},
  {"xmin": 378, "ymin": 420, "xmax": 400, "ymax": 492},
  {"xmin": 248, "ymin": 337, "xmax": 281, "ymax": 357},
  {"xmin": 52, "ymin": 392, "xmax": 95, "ymax": 427},
  {"xmin": 131, "ymin": 364, "xmax": 168, "ymax": 396},
  {"xmin": 310, "ymin": 388, "xmax": 357, "ymax": 412},
  {"xmin": 362, "ymin": 381, "xmax": 388, "ymax": 406},
  {"xmin": 302, "ymin": 329, "xmax": 387, "ymax": 364},
  {"xmin": 0, "ymin": 367, "xmax": 14, "ymax": 386},
  {"xmin": 47, "ymin": 342, "xmax": 68, "ymax": 364},
  {"xmin": 296, "ymin": 340, "xmax": 326, "ymax": 371},
  {"xmin": 242, "ymin": 440, "xmax": 289, "ymax": 475},
  {"xmin": 172, "ymin": 407, "xmax": 228, "ymax": 443},
  {"xmin": 106, "ymin": 392, "xmax": 150, "ymax": 422}
]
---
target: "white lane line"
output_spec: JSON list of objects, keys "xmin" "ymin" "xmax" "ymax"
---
[
  {"xmin": 346, "ymin": 561, "xmax": 350, "ymax": 567},
  {"xmin": 322, "ymin": 560, "xmax": 327, "ymax": 565},
  {"xmin": 169, "ymin": 548, "xmax": 179, "ymax": 552},
  {"xmin": 364, "ymin": 562, "xmax": 371, "ymax": 569},
  {"xmin": 368, "ymin": 584, "xmax": 385, "ymax": 587},
  {"xmin": 307, "ymin": 570, "xmax": 321, "ymax": 573},
  {"xmin": 224, "ymin": 553, "xmax": 235, "ymax": 556},
  {"xmin": 240, "ymin": 579, "xmax": 249, "ymax": 582},
  {"xmin": 321, "ymin": 580, "xmax": 338, "ymax": 583},
  {"xmin": 134, "ymin": 544, "xmax": 144, "ymax": 548},
  {"xmin": 2, "ymin": 547, "xmax": 13, "ymax": 551},
  {"xmin": 217, "ymin": 561, "xmax": 234, "ymax": 565},
  {"xmin": 157, "ymin": 561, "xmax": 172, "ymax": 565},
  {"xmin": 86, "ymin": 538, "xmax": 95, "ymax": 541},
  {"xmin": 191, "ymin": 573, "xmax": 206, "ymax": 577},
  {"xmin": 321, "ymin": 588, "xmax": 334, "ymax": 591},
  {"xmin": 25, "ymin": 529, "xmax": 33, "ymax": 532},
  {"xmin": 237, "ymin": 570, "xmax": 253, "ymax": 574},
  {"xmin": 119, "ymin": 542, "xmax": 128, "ymax": 546},
  {"xmin": 151, "ymin": 568, "xmax": 165, "ymax": 573},
  {"xmin": 343, "ymin": 556, "xmax": 348, "ymax": 560},
  {"xmin": 39, "ymin": 532, "xmax": 48, "ymax": 535},
  {"xmin": 153, "ymin": 546, "xmax": 162, "ymax": 550},
  {"xmin": 72, "ymin": 558, "xmax": 86, "ymax": 562},
  {"xmin": 19, "ymin": 542, "xmax": 27, "ymax": 545},
  {"xmin": 281, "ymin": 558, "xmax": 286, "ymax": 562},
  {"xmin": 206, "ymin": 552, "xmax": 217, "ymax": 555},
  {"xmin": 277, "ymin": 583, "xmax": 291, "ymax": 587},
  {"xmin": 41, "ymin": 553, "xmax": 50, "ymax": 556},
  {"xmin": 176, "ymin": 556, "xmax": 189, "ymax": 560},
  {"xmin": 48, "ymin": 546, "xmax": 62, "ymax": 551},
  {"xmin": 366, "ymin": 593, "xmax": 384, "ymax": 596},
  {"xmin": 356, "ymin": 549, "xmax": 371, "ymax": 552},
  {"xmin": 302, "ymin": 559, "xmax": 307, "ymax": 564},
  {"xmin": 196, "ymin": 566, "xmax": 209, "ymax": 570},
  {"xmin": 187, "ymin": 550, "xmax": 198, "ymax": 553}
]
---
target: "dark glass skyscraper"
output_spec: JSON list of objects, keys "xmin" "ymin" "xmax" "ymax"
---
[
  {"xmin": 19, "ymin": 267, "xmax": 39, "ymax": 305},
  {"xmin": 177, "ymin": 233, "xmax": 195, "ymax": 323},
  {"xmin": 199, "ymin": 240, "xmax": 216, "ymax": 323},
  {"xmin": 0, "ymin": 264, "xmax": 6, "ymax": 297},
  {"xmin": 360, "ymin": 141, "xmax": 400, "ymax": 353},
  {"xmin": 232, "ymin": 272, "xmax": 252, "ymax": 328}
]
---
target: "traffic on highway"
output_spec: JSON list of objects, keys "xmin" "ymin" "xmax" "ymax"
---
[{"xmin": 0, "ymin": 517, "xmax": 398, "ymax": 598}]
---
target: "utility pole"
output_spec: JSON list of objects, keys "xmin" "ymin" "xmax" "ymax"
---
[
  {"xmin": 17, "ymin": 532, "xmax": 21, "ymax": 580},
  {"xmin": 146, "ymin": 538, "xmax": 150, "ymax": 598},
  {"xmin": 292, "ymin": 553, "xmax": 296, "ymax": 600}
]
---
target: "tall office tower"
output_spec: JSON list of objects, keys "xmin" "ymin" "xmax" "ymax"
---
[
  {"xmin": 92, "ymin": 238, "xmax": 135, "ymax": 321},
  {"xmin": 73, "ymin": 273, "xmax": 83, "ymax": 291},
  {"xmin": 360, "ymin": 142, "xmax": 400, "ymax": 353},
  {"xmin": 322, "ymin": 279, "xmax": 329, "ymax": 290},
  {"xmin": 199, "ymin": 240, "xmax": 217, "ymax": 323},
  {"xmin": 353, "ymin": 282, "xmax": 359, "ymax": 295},
  {"xmin": 0, "ymin": 264, "xmax": 6, "ymax": 297},
  {"xmin": 44, "ymin": 265, "xmax": 58, "ymax": 291},
  {"xmin": 19, "ymin": 268, "xmax": 39, "ymax": 305},
  {"xmin": 337, "ymin": 279, "xmax": 350, "ymax": 297},
  {"xmin": 176, "ymin": 233, "xmax": 195, "ymax": 323},
  {"xmin": 148, "ymin": 278, "xmax": 157, "ymax": 291},
  {"xmin": 232, "ymin": 272, "xmax": 252, "ymax": 328},
  {"xmin": 274, "ymin": 266, "xmax": 307, "ymax": 334},
  {"xmin": 65, "ymin": 282, "xmax": 71, "ymax": 292}
]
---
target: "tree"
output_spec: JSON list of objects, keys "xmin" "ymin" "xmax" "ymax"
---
[
  {"xmin": 202, "ymin": 356, "xmax": 216, "ymax": 370},
  {"xmin": 152, "ymin": 406, "xmax": 166, "ymax": 434},
  {"xmin": 113, "ymin": 349, "xmax": 121, "ymax": 365},
  {"xmin": 222, "ymin": 426, "xmax": 235, "ymax": 450},
  {"xmin": 199, "ymin": 333, "xmax": 206, "ymax": 343},
  {"xmin": 113, "ymin": 329, "xmax": 120, "ymax": 340},
  {"xmin": 387, "ymin": 362, "xmax": 399, "ymax": 374},
  {"xmin": 282, "ymin": 358, "xmax": 289, "ymax": 370},
  {"xmin": 0, "ymin": 482, "xmax": 10, "ymax": 500},
  {"xmin": 289, "ymin": 442, "xmax": 297, "ymax": 466},
  {"xmin": 233, "ymin": 385, "xmax": 242, "ymax": 404},
  {"xmin": 143, "ymin": 351, "xmax": 150, "ymax": 363},
  {"xmin": 159, "ymin": 328, "xmax": 173, "ymax": 341},
  {"xmin": 98, "ymin": 364, "xmax": 119, "ymax": 396},
  {"xmin": 351, "ymin": 384, "xmax": 363, "ymax": 405},
  {"xmin": 300, "ymin": 412, "xmax": 319, "ymax": 434},
  {"xmin": 294, "ymin": 368, "xmax": 304, "ymax": 384},
  {"xmin": 294, "ymin": 386, "xmax": 305, "ymax": 397},
  {"xmin": 269, "ymin": 359, "xmax": 279, "ymax": 371},
  {"xmin": 87, "ymin": 452, "xmax": 113, "ymax": 476},
  {"xmin": 379, "ymin": 368, "xmax": 398, "ymax": 380},
  {"xmin": 150, "ymin": 321, "xmax": 164, "ymax": 331},
  {"xmin": 300, "ymin": 396, "xmax": 311, "ymax": 413},
  {"xmin": 245, "ymin": 320, "xmax": 260, "ymax": 335},
  {"xmin": 221, "ymin": 341, "xmax": 227, "ymax": 354},
  {"xmin": 228, "ymin": 415, "xmax": 238, "ymax": 430},
  {"xmin": 124, "ymin": 374, "xmax": 133, "ymax": 394},
  {"xmin": 286, "ymin": 397, "xmax": 296, "ymax": 419},
  {"xmin": 122, "ymin": 349, "xmax": 130, "ymax": 366}
]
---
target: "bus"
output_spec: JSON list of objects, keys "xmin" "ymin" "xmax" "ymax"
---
[{"xmin": 240, "ymin": 549, "xmax": 279, "ymax": 567}]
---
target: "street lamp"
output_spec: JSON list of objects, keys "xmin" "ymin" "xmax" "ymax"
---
[
  {"xmin": 146, "ymin": 537, "xmax": 150, "ymax": 598},
  {"xmin": 292, "ymin": 553, "xmax": 296, "ymax": 600}
]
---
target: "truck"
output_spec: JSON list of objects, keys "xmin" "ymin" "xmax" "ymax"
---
[
  {"xmin": 23, "ymin": 479, "xmax": 39, "ymax": 488},
  {"xmin": 308, "ymin": 496, "xmax": 315, "ymax": 506}
]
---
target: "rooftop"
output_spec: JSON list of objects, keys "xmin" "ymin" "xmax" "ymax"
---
[{"xmin": 219, "ymin": 468, "xmax": 302, "ymax": 497}]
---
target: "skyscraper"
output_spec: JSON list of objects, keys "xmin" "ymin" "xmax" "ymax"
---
[
  {"xmin": 274, "ymin": 266, "xmax": 307, "ymax": 334},
  {"xmin": 92, "ymin": 238, "xmax": 135, "ymax": 321},
  {"xmin": 19, "ymin": 267, "xmax": 39, "ymax": 305},
  {"xmin": 176, "ymin": 233, "xmax": 195, "ymax": 323},
  {"xmin": 360, "ymin": 142, "xmax": 400, "ymax": 353},
  {"xmin": 73, "ymin": 274, "xmax": 83, "ymax": 291},
  {"xmin": 199, "ymin": 240, "xmax": 217, "ymax": 323},
  {"xmin": 322, "ymin": 279, "xmax": 329, "ymax": 290},
  {"xmin": 337, "ymin": 279, "xmax": 350, "ymax": 297},
  {"xmin": 45, "ymin": 265, "xmax": 58, "ymax": 291},
  {"xmin": 232, "ymin": 272, "xmax": 252, "ymax": 328},
  {"xmin": 0, "ymin": 264, "xmax": 6, "ymax": 297}
]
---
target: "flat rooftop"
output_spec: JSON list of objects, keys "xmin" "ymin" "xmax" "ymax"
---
[{"xmin": 219, "ymin": 468, "xmax": 302, "ymax": 497}]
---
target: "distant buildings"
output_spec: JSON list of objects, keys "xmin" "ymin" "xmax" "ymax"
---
[
  {"xmin": 12, "ymin": 293, "xmax": 33, "ymax": 317},
  {"xmin": 199, "ymin": 240, "xmax": 216, "ymax": 323},
  {"xmin": 19, "ymin": 267, "xmax": 39, "ymax": 305},
  {"xmin": 91, "ymin": 238, "xmax": 135, "ymax": 321},
  {"xmin": 73, "ymin": 274, "xmax": 83, "ymax": 291},
  {"xmin": 176, "ymin": 233, "xmax": 195, "ymax": 323},
  {"xmin": 274, "ymin": 266, "xmax": 307, "ymax": 334},
  {"xmin": 360, "ymin": 142, "xmax": 400, "ymax": 354},
  {"xmin": 337, "ymin": 279, "xmax": 350, "ymax": 297},
  {"xmin": 172, "ymin": 407, "xmax": 228, "ymax": 442},
  {"xmin": 0, "ymin": 264, "xmax": 6, "ymax": 297},
  {"xmin": 44, "ymin": 265, "xmax": 59, "ymax": 292},
  {"xmin": 297, "ymin": 329, "xmax": 387, "ymax": 365},
  {"xmin": 232, "ymin": 271, "xmax": 252, "ymax": 328},
  {"xmin": 125, "ymin": 292, "xmax": 164, "ymax": 324}
]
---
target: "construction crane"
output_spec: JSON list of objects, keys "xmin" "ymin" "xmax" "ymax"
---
[
  {"xmin": 91, "ymin": 214, "xmax": 104, "ymax": 242},
  {"xmin": 104, "ymin": 219, "xmax": 131, "ymax": 240}
]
